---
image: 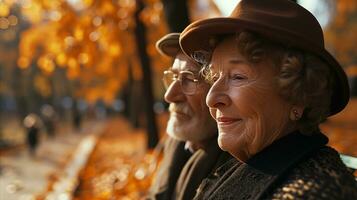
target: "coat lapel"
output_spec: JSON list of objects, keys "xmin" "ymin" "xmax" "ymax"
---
[
  {"xmin": 151, "ymin": 138, "xmax": 192, "ymax": 199},
  {"xmin": 175, "ymin": 139, "xmax": 228, "ymax": 200},
  {"xmin": 208, "ymin": 132, "xmax": 328, "ymax": 200}
]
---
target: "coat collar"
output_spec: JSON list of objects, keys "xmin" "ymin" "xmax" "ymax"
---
[
  {"xmin": 206, "ymin": 131, "xmax": 328, "ymax": 200},
  {"xmin": 247, "ymin": 131, "xmax": 328, "ymax": 175}
]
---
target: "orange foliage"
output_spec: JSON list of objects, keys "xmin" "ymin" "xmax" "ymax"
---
[
  {"xmin": 72, "ymin": 117, "xmax": 165, "ymax": 200},
  {"xmin": 16, "ymin": 0, "xmax": 168, "ymax": 103},
  {"xmin": 324, "ymin": 0, "xmax": 357, "ymax": 69}
]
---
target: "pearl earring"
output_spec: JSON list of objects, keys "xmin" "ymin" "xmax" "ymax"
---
[{"xmin": 292, "ymin": 109, "xmax": 301, "ymax": 120}]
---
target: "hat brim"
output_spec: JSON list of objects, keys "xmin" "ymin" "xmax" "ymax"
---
[
  {"xmin": 180, "ymin": 18, "xmax": 350, "ymax": 116},
  {"xmin": 156, "ymin": 33, "xmax": 180, "ymax": 58}
]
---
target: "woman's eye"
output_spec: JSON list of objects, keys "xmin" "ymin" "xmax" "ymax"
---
[{"xmin": 231, "ymin": 74, "xmax": 246, "ymax": 81}]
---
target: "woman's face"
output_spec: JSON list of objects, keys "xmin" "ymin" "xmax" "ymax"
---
[{"xmin": 206, "ymin": 36, "xmax": 293, "ymax": 162}]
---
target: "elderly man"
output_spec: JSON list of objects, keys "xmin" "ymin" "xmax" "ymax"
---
[{"xmin": 148, "ymin": 33, "xmax": 231, "ymax": 200}]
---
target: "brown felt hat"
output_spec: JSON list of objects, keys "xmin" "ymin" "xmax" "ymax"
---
[
  {"xmin": 180, "ymin": 0, "xmax": 350, "ymax": 116},
  {"xmin": 156, "ymin": 33, "xmax": 181, "ymax": 58}
]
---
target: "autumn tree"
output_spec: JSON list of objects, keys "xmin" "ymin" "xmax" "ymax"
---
[
  {"xmin": 324, "ymin": 0, "xmax": 357, "ymax": 95},
  {"xmin": 1, "ymin": 0, "xmax": 170, "ymax": 148},
  {"xmin": 134, "ymin": 0, "xmax": 158, "ymax": 148},
  {"xmin": 162, "ymin": 0, "xmax": 190, "ymax": 32}
]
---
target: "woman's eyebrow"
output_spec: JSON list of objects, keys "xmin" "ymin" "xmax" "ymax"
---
[{"xmin": 229, "ymin": 59, "xmax": 247, "ymax": 64}]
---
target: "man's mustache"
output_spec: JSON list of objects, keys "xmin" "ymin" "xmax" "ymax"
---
[{"xmin": 168, "ymin": 104, "xmax": 192, "ymax": 116}]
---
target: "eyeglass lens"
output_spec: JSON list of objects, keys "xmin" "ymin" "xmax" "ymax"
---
[{"xmin": 163, "ymin": 71, "xmax": 198, "ymax": 95}]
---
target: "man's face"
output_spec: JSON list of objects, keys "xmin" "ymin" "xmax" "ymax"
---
[{"xmin": 164, "ymin": 52, "xmax": 217, "ymax": 142}]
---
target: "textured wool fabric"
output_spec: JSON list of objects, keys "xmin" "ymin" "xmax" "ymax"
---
[
  {"xmin": 193, "ymin": 132, "xmax": 357, "ymax": 200},
  {"xmin": 265, "ymin": 147, "xmax": 357, "ymax": 200}
]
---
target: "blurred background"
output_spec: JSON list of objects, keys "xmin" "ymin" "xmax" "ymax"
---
[{"xmin": 0, "ymin": 0, "xmax": 356, "ymax": 200}]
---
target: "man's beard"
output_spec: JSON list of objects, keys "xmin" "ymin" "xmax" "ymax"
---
[{"xmin": 166, "ymin": 104, "xmax": 216, "ymax": 142}]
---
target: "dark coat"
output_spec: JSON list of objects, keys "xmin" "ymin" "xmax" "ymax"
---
[
  {"xmin": 27, "ymin": 126, "xmax": 39, "ymax": 148},
  {"xmin": 194, "ymin": 131, "xmax": 357, "ymax": 200},
  {"xmin": 148, "ymin": 137, "xmax": 232, "ymax": 200},
  {"xmin": 149, "ymin": 138, "xmax": 192, "ymax": 199}
]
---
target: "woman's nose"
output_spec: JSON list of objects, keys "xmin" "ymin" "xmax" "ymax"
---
[
  {"xmin": 206, "ymin": 78, "xmax": 231, "ymax": 108},
  {"xmin": 164, "ymin": 80, "xmax": 185, "ymax": 103}
]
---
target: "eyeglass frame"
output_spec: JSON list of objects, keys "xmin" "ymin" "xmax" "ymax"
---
[{"xmin": 162, "ymin": 70, "xmax": 201, "ymax": 95}]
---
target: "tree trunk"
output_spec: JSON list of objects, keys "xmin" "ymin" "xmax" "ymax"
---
[
  {"xmin": 162, "ymin": 0, "xmax": 190, "ymax": 32},
  {"xmin": 134, "ymin": 0, "xmax": 159, "ymax": 149}
]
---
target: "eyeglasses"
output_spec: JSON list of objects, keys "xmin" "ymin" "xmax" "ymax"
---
[{"xmin": 162, "ymin": 70, "xmax": 199, "ymax": 95}]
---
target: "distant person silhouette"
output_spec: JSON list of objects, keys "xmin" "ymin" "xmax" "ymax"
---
[
  {"xmin": 41, "ymin": 104, "xmax": 56, "ymax": 138},
  {"xmin": 23, "ymin": 114, "xmax": 41, "ymax": 156},
  {"xmin": 72, "ymin": 102, "xmax": 82, "ymax": 131}
]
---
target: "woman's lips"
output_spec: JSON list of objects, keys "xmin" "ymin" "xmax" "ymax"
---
[{"xmin": 216, "ymin": 117, "xmax": 241, "ymax": 125}]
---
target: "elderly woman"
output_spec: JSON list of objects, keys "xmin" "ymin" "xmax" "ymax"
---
[{"xmin": 179, "ymin": 0, "xmax": 357, "ymax": 199}]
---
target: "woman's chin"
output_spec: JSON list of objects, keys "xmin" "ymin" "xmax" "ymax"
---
[
  {"xmin": 218, "ymin": 132, "xmax": 250, "ymax": 161},
  {"xmin": 217, "ymin": 133, "xmax": 235, "ymax": 152}
]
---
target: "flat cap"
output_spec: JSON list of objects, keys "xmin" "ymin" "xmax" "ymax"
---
[{"xmin": 156, "ymin": 33, "xmax": 180, "ymax": 58}]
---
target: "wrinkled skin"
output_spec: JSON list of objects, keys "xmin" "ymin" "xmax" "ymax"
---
[
  {"xmin": 206, "ymin": 37, "xmax": 295, "ymax": 162},
  {"xmin": 165, "ymin": 52, "xmax": 217, "ymax": 144}
]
